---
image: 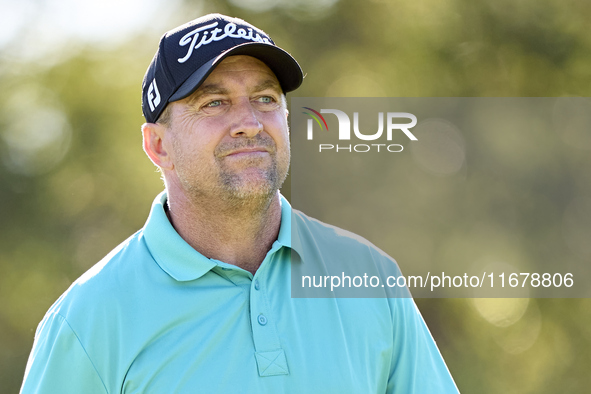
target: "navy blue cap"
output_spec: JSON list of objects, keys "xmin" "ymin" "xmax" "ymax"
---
[{"xmin": 142, "ymin": 14, "xmax": 303, "ymax": 123}]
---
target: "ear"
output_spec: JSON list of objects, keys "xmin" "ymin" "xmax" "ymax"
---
[{"xmin": 142, "ymin": 123, "xmax": 174, "ymax": 171}]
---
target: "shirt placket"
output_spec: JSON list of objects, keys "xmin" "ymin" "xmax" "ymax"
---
[
  {"xmin": 211, "ymin": 243, "xmax": 289, "ymax": 378},
  {"xmin": 250, "ymin": 244, "xmax": 289, "ymax": 377}
]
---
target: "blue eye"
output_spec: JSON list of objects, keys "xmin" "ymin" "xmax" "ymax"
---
[
  {"xmin": 206, "ymin": 100, "xmax": 222, "ymax": 107},
  {"xmin": 259, "ymin": 96, "xmax": 273, "ymax": 103}
]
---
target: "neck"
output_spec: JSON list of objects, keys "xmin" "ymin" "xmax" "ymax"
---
[{"xmin": 165, "ymin": 184, "xmax": 283, "ymax": 275}]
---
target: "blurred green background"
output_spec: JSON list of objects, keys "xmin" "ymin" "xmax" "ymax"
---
[{"xmin": 1, "ymin": 0, "xmax": 590, "ymax": 392}]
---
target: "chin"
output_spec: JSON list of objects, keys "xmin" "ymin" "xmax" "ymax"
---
[
  {"xmin": 225, "ymin": 181, "xmax": 277, "ymax": 200},
  {"xmin": 221, "ymin": 165, "xmax": 280, "ymax": 192},
  {"xmin": 220, "ymin": 171, "xmax": 284, "ymax": 205}
]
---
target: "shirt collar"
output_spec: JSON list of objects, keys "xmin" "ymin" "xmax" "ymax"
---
[
  {"xmin": 143, "ymin": 191, "xmax": 216, "ymax": 281},
  {"xmin": 280, "ymin": 195, "xmax": 303, "ymax": 258},
  {"xmin": 143, "ymin": 191, "xmax": 299, "ymax": 281}
]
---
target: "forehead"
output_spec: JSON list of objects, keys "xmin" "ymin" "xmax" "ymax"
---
[
  {"xmin": 199, "ymin": 55, "xmax": 281, "ymax": 91},
  {"xmin": 213, "ymin": 55, "xmax": 275, "ymax": 73}
]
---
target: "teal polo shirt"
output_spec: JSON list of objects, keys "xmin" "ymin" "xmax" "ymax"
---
[{"xmin": 21, "ymin": 192, "xmax": 458, "ymax": 393}]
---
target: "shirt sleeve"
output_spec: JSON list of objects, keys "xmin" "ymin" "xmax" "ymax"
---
[
  {"xmin": 20, "ymin": 312, "xmax": 108, "ymax": 394},
  {"xmin": 387, "ymin": 297, "xmax": 460, "ymax": 394}
]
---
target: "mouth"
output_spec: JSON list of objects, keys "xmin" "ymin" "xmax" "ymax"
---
[{"xmin": 224, "ymin": 147, "xmax": 271, "ymax": 158}]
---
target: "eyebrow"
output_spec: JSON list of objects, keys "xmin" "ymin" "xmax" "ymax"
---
[
  {"xmin": 185, "ymin": 85, "xmax": 229, "ymax": 105},
  {"xmin": 185, "ymin": 79, "xmax": 283, "ymax": 106},
  {"xmin": 253, "ymin": 79, "xmax": 283, "ymax": 93}
]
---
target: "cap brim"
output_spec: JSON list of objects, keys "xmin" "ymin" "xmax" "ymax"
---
[{"xmin": 169, "ymin": 42, "xmax": 303, "ymax": 102}]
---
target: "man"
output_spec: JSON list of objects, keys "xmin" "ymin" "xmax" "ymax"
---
[{"xmin": 21, "ymin": 14, "xmax": 459, "ymax": 393}]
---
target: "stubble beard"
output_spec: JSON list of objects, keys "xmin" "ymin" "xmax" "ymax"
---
[{"xmin": 173, "ymin": 135, "xmax": 290, "ymax": 212}]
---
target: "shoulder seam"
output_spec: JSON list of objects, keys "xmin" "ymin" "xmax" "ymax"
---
[{"xmin": 56, "ymin": 313, "xmax": 110, "ymax": 394}]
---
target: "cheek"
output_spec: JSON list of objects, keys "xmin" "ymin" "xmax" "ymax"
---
[
  {"xmin": 176, "ymin": 120, "xmax": 225, "ymax": 157},
  {"xmin": 263, "ymin": 112, "xmax": 289, "ymax": 139}
]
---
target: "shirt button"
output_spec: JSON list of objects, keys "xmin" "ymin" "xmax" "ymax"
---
[
  {"xmin": 254, "ymin": 280, "xmax": 260, "ymax": 290},
  {"xmin": 258, "ymin": 314, "xmax": 267, "ymax": 326}
]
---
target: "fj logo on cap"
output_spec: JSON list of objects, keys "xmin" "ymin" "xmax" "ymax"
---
[
  {"xmin": 178, "ymin": 22, "xmax": 272, "ymax": 64},
  {"xmin": 147, "ymin": 79, "xmax": 161, "ymax": 112}
]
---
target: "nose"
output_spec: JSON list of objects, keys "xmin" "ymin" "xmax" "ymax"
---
[{"xmin": 229, "ymin": 98, "xmax": 263, "ymax": 138}]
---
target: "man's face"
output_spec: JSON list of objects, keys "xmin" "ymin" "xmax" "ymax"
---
[{"xmin": 164, "ymin": 55, "xmax": 290, "ymax": 204}]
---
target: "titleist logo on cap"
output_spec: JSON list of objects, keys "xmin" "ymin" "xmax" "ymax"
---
[{"xmin": 178, "ymin": 22, "xmax": 272, "ymax": 64}]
